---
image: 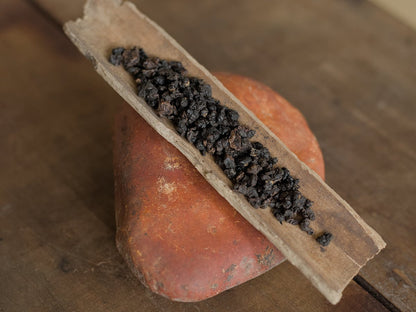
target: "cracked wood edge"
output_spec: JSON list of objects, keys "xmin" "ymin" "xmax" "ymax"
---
[{"xmin": 63, "ymin": 0, "xmax": 386, "ymax": 304}]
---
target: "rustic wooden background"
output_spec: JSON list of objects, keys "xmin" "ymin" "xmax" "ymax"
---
[
  {"xmin": 369, "ymin": 0, "xmax": 416, "ymax": 31},
  {"xmin": 1, "ymin": 0, "xmax": 415, "ymax": 311}
]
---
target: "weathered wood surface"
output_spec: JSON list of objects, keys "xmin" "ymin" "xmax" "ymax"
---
[
  {"xmin": 63, "ymin": 0, "xmax": 385, "ymax": 304},
  {"xmin": 369, "ymin": 0, "xmax": 416, "ymax": 31},
  {"xmin": 0, "ymin": 1, "xmax": 391, "ymax": 311},
  {"xmin": 2, "ymin": 0, "xmax": 416, "ymax": 310}
]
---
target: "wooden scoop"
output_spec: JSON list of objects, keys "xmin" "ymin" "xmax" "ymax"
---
[{"xmin": 64, "ymin": 0, "xmax": 385, "ymax": 304}]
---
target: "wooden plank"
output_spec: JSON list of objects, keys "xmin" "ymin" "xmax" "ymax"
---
[
  {"xmin": 10, "ymin": 0, "xmax": 416, "ymax": 310},
  {"xmin": 63, "ymin": 0, "xmax": 385, "ymax": 304},
  {"xmin": 0, "ymin": 1, "xmax": 390, "ymax": 311},
  {"xmin": 94, "ymin": 1, "xmax": 416, "ymax": 310},
  {"xmin": 369, "ymin": 0, "xmax": 416, "ymax": 31}
]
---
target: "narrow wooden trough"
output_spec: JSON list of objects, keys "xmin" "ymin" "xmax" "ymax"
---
[{"xmin": 64, "ymin": 0, "xmax": 386, "ymax": 304}]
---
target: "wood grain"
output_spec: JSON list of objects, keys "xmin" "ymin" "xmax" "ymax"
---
[
  {"xmin": 0, "ymin": 1, "xmax": 390, "ymax": 311},
  {"xmin": 109, "ymin": 2, "xmax": 416, "ymax": 310},
  {"xmin": 63, "ymin": 0, "xmax": 385, "ymax": 304},
  {"xmin": 369, "ymin": 0, "xmax": 416, "ymax": 31},
  {"xmin": 4, "ymin": 0, "xmax": 416, "ymax": 310}
]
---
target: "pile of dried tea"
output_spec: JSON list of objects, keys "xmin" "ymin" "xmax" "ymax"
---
[{"xmin": 109, "ymin": 47, "xmax": 332, "ymax": 246}]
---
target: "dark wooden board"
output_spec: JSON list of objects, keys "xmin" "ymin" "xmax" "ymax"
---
[
  {"xmin": 0, "ymin": 1, "xmax": 390, "ymax": 311},
  {"xmin": 1, "ymin": 0, "xmax": 415, "ymax": 310},
  {"xmin": 63, "ymin": 0, "xmax": 385, "ymax": 304}
]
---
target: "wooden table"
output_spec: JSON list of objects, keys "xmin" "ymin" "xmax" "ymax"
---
[{"xmin": 1, "ymin": 0, "xmax": 415, "ymax": 311}]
